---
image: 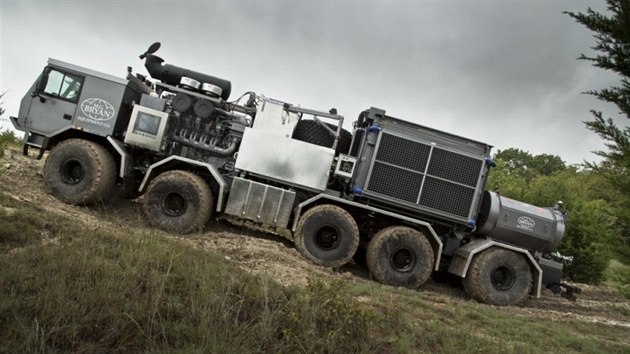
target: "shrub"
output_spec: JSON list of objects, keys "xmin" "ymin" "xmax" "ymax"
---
[{"xmin": 0, "ymin": 130, "xmax": 19, "ymax": 159}]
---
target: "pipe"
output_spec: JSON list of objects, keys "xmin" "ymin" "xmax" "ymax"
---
[{"xmin": 171, "ymin": 134, "xmax": 238, "ymax": 156}]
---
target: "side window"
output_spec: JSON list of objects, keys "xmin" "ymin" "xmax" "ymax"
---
[{"xmin": 43, "ymin": 69, "xmax": 83, "ymax": 102}]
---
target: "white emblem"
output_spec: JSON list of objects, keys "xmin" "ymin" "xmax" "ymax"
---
[
  {"xmin": 80, "ymin": 98, "xmax": 115, "ymax": 121},
  {"xmin": 517, "ymin": 216, "xmax": 536, "ymax": 231}
]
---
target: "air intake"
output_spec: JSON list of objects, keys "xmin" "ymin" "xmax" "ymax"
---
[{"xmin": 364, "ymin": 131, "xmax": 485, "ymax": 223}]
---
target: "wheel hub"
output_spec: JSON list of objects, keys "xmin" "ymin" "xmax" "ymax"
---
[
  {"xmin": 491, "ymin": 265, "xmax": 516, "ymax": 291},
  {"xmin": 60, "ymin": 158, "xmax": 84, "ymax": 185},
  {"xmin": 315, "ymin": 226, "xmax": 340, "ymax": 250},
  {"xmin": 390, "ymin": 248, "xmax": 416, "ymax": 272},
  {"xmin": 161, "ymin": 192, "xmax": 187, "ymax": 217}
]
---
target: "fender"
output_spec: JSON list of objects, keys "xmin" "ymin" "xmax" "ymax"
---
[
  {"xmin": 18, "ymin": 125, "xmax": 78, "ymax": 159},
  {"xmin": 447, "ymin": 238, "xmax": 543, "ymax": 297},
  {"xmin": 294, "ymin": 193, "xmax": 443, "ymax": 271},
  {"xmin": 139, "ymin": 155, "xmax": 228, "ymax": 212},
  {"xmin": 106, "ymin": 136, "xmax": 131, "ymax": 178}
]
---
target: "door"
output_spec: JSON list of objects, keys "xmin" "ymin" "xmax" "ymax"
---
[{"xmin": 26, "ymin": 68, "xmax": 83, "ymax": 136}]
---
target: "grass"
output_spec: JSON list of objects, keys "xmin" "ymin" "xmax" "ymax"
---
[
  {"xmin": 343, "ymin": 282, "xmax": 629, "ymax": 354},
  {"xmin": 0, "ymin": 193, "xmax": 379, "ymax": 353},
  {"xmin": 0, "ymin": 191, "xmax": 629, "ymax": 353},
  {"xmin": 604, "ymin": 259, "xmax": 630, "ymax": 299},
  {"xmin": 0, "ymin": 129, "xmax": 19, "ymax": 159}
]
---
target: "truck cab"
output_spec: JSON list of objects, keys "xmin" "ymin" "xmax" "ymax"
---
[{"xmin": 12, "ymin": 59, "xmax": 144, "ymax": 155}]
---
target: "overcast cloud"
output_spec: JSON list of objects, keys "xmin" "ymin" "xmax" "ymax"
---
[{"xmin": 0, "ymin": 0, "xmax": 624, "ymax": 164}]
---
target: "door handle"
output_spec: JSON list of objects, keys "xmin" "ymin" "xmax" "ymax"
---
[{"xmin": 63, "ymin": 114, "xmax": 72, "ymax": 120}]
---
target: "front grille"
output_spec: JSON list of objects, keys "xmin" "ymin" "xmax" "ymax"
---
[{"xmin": 365, "ymin": 132, "xmax": 483, "ymax": 220}]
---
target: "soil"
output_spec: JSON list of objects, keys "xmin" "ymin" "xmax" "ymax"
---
[{"xmin": 1, "ymin": 146, "xmax": 629, "ymax": 331}]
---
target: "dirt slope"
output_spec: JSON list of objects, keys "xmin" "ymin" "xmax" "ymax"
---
[{"xmin": 1, "ymin": 146, "xmax": 629, "ymax": 331}]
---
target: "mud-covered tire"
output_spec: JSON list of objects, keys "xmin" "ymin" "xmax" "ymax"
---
[
  {"xmin": 294, "ymin": 204, "xmax": 359, "ymax": 268},
  {"xmin": 462, "ymin": 248, "xmax": 532, "ymax": 306},
  {"xmin": 292, "ymin": 119, "xmax": 352, "ymax": 155},
  {"xmin": 43, "ymin": 139, "xmax": 116, "ymax": 205},
  {"xmin": 143, "ymin": 170, "xmax": 213, "ymax": 234},
  {"xmin": 366, "ymin": 226, "xmax": 434, "ymax": 288}
]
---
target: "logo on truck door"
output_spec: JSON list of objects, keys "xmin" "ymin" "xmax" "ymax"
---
[{"xmin": 80, "ymin": 98, "xmax": 115, "ymax": 121}]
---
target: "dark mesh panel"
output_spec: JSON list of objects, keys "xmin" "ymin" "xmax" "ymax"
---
[
  {"xmin": 418, "ymin": 177, "xmax": 475, "ymax": 218},
  {"xmin": 427, "ymin": 148, "xmax": 482, "ymax": 187},
  {"xmin": 367, "ymin": 162, "xmax": 423, "ymax": 203},
  {"xmin": 375, "ymin": 133, "xmax": 430, "ymax": 172}
]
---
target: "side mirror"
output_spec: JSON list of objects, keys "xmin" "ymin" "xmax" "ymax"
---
[{"xmin": 31, "ymin": 67, "xmax": 51, "ymax": 98}]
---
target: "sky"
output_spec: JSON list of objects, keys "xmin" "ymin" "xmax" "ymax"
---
[{"xmin": 0, "ymin": 0, "xmax": 625, "ymax": 165}]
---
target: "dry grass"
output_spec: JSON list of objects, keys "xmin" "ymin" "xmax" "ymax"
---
[{"xmin": 0, "ymin": 192, "xmax": 628, "ymax": 353}]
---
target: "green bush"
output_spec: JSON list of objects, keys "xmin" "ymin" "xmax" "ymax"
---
[
  {"xmin": 0, "ymin": 129, "xmax": 19, "ymax": 159},
  {"xmin": 559, "ymin": 199, "xmax": 616, "ymax": 284}
]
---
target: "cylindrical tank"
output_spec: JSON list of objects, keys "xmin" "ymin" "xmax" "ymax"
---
[
  {"xmin": 144, "ymin": 54, "xmax": 231, "ymax": 100},
  {"xmin": 475, "ymin": 191, "xmax": 566, "ymax": 253}
]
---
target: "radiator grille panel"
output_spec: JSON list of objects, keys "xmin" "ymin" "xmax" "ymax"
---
[
  {"xmin": 418, "ymin": 177, "xmax": 476, "ymax": 218},
  {"xmin": 375, "ymin": 134, "xmax": 430, "ymax": 173},
  {"xmin": 368, "ymin": 162, "xmax": 423, "ymax": 203},
  {"xmin": 365, "ymin": 132, "xmax": 483, "ymax": 222},
  {"xmin": 427, "ymin": 148, "xmax": 482, "ymax": 187}
]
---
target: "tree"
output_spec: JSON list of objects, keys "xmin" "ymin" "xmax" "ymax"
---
[
  {"xmin": 494, "ymin": 148, "xmax": 565, "ymax": 181},
  {"xmin": 566, "ymin": 0, "xmax": 630, "ymax": 247},
  {"xmin": 565, "ymin": 1, "xmax": 630, "ymax": 124}
]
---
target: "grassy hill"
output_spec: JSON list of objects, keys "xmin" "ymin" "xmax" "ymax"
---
[
  {"xmin": 1, "ymin": 190, "xmax": 629, "ymax": 354},
  {"xmin": 0, "ymin": 144, "xmax": 629, "ymax": 353}
]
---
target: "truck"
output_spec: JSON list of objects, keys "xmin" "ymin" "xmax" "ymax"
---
[{"xmin": 9, "ymin": 42, "xmax": 575, "ymax": 306}]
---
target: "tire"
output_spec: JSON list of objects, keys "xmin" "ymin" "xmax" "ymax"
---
[
  {"xmin": 292, "ymin": 120, "xmax": 352, "ymax": 155},
  {"xmin": 143, "ymin": 170, "xmax": 213, "ymax": 234},
  {"xmin": 462, "ymin": 248, "xmax": 532, "ymax": 306},
  {"xmin": 366, "ymin": 226, "xmax": 434, "ymax": 289},
  {"xmin": 43, "ymin": 139, "xmax": 116, "ymax": 205},
  {"xmin": 294, "ymin": 204, "xmax": 359, "ymax": 268}
]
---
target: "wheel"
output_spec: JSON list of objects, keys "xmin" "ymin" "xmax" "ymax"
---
[
  {"xmin": 462, "ymin": 248, "xmax": 532, "ymax": 306},
  {"xmin": 366, "ymin": 226, "xmax": 434, "ymax": 288},
  {"xmin": 43, "ymin": 139, "xmax": 116, "ymax": 205},
  {"xmin": 143, "ymin": 170, "xmax": 213, "ymax": 234},
  {"xmin": 294, "ymin": 204, "xmax": 359, "ymax": 267},
  {"xmin": 291, "ymin": 120, "xmax": 352, "ymax": 155}
]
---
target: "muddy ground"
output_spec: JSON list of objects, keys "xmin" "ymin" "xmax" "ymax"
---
[{"xmin": 1, "ymin": 146, "xmax": 629, "ymax": 331}]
